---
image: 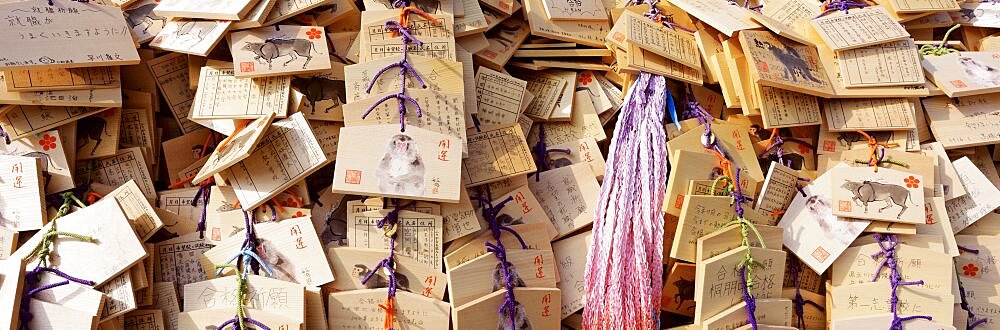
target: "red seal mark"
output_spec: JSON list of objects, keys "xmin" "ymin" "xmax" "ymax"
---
[
  {"xmin": 838, "ymin": 200, "xmax": 851, "ymax": 212},
  {"xmin": 823, "ymin": 140, "xmax": 836, "ymax": 153},
  {"xmin": 811, "ymin": 246, "xmax": 830, "ymax": 263},
  {"xmin": 950, "ymin": 80, "xmax": 967, "ymax": 88},
  {"xmin": 345, "ymin": 170, "xmax": 362, "ymax": 184},
  {"xmin": 239, "ymin": 61, "xmax": 255, "ymax": 73}
]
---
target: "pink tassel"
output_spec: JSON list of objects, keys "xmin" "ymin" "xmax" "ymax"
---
[{"xmin": 583, "ymin": 72, "xmax": 668, "ymax": 329}]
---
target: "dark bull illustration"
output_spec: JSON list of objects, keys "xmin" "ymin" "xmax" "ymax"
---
[
  {"xmin": 292, "ymin": 77, "xmax": 346, "ymax": 113},
  {"xmin": 242, "ymin": 38, "xmax": 317, "ymax": 70},
  {"xmin": 77, "ymin": 116, "xmax": 108, "ymax": 155},
  {"xmin": 841, "ymin": 180, "xmax": 917, "ymax": 219}
]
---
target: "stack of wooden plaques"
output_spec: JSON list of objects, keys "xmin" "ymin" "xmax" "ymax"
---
[{"xmin": 2, "ymin": 0, "xmax": 1000, "ymax": 328}]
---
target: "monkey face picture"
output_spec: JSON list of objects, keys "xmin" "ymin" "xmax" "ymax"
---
[
  {"xmin": 351, "ymin": 264, "xmax": 410, "ymax": 290},
  {"xmin": 375, "ymin": 134, "xmax": 426, "ymax": 196},
  {"xmin": 256, "ymin": 239, "xmax": 295, "ymax": 282},
  {"xmin": 497, "ymin": 300, "xmax": 533, "ymax": 330}
]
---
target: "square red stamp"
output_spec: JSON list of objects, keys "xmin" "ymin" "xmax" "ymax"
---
[
  {"xmin": 212, "ymin": 228, "xmax": 221, "ymax": 241},
  {"xmin": 812, "ymin": 246, "xmax": 830, "ymax": 263},
  {"xmin": 823, "ymin": 140, "xmax": 836, "ymax": 153},
  {"xmin": 345, "ymin": 170, "xmax": 362, "ymax": 184},
  {"xmin": 239, "ymin": 61, "xmax": 255, "ymax": 73},
  {"xmin": 838, "ymin": 200, "xmax": 852, "ymax": 212},
  {"xmin": 950, "ymin": 80, "xmax": 967, "ymax": 88}
]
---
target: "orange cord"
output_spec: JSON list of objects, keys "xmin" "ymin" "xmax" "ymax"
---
[
  {"xmin": 854, "ymin": 129, "xmax": 899, "ymax": 173},
  {"xmin": 215, "ymin": 120, "xmax": 250, "ymax": 152},
  {"xmin": 379, "ymin": 297, "xmax": 397, "ymax": 330},
  {"xmin": 398, "ymin": 6, "xmax": 441, "ymax": 33},
  {"xmin": 85, "ymin": 192, "xmax": 104, "ymax": 205},
  {"xmin": 704, "ymin": 147, "xmax": 734, "ymax": 182},
  {"xmin": 167, "ymin": 132, "xmax": 219, "ymax": 189}
]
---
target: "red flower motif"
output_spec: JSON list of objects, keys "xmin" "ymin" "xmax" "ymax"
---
[
  {"xmin": 964, "ymin": 263, "xmax": 980, "ymax": 277},
  {"xmin": 306, "ymin": 28, "xmax": 322, "ymax": 40},
  {"xmin": 904, "ymin": 176, "xmax": 920, "ymax": 189},
  {"xmin": 578, "ymin": 72, "xmax": 592, "ymax": 85},
  {"xmin": 294, "ymin": 211, "xmax": 305, "ymax": 218},
  {"xmin": 38, "ymin": 134, "xmax": 57, "ymax": 151}
]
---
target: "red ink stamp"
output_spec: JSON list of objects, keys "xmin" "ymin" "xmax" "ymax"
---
[
  {"xmin": 345, "ymin": 170, "xmax": 362, "ymax": 184},
  {"xmin": 674, "ymin": 194, "xmax": 685, "ymax": 209},
  {"xmin": 823, "ymin": 140, "xmax": 836, "ymax": 153},
  {"xmin": 838, "ymin": 200, "xmax": 851, "ymax": 212},
  {"xmin": 811, "ymin": 246, "xmax": 830, "ymax": 263},
  {"xmin": 212, "ymin": 228, "xmax": 221, "ymax": 241},
  {"xmin": 239, "ymin": 61, "xmax": 255, "ymax": 73},
  {"xmin": 950, "ymin": 80, "xmax": 967, "ymax": 88},
  {"xmin": 756, "ymin": 60, "xmax": 769, "ymax": 74}
]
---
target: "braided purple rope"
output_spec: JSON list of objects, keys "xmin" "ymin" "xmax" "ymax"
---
[
  {"xmin": 0, "ymin": 125, "xmax": 9, "ymax": 145},
  {"xmin": 474, "ymin": 187, "xmax": 526, "ymax": 328},
  {"xmin": 361, "ymin": 20, "xmax": 427, "ymax": 132},
  {"xmin": 642, "ymin": 0, "xmax": 696, "ymax": 32},
  {"xmin": 871, "ymin": 234, "xmax": 933, "ymax": 330},
  {"xmin": 241, "ymin": 210, "xmax": 263, "ymax": 275},
  {"xmin": 217, "ymin": 316, "xmax": 271, "ymax": 330},
  {"xmin": 19, "ymin": 266, "xmax": 95, "ymax": 330},
  {"xmin": 530, "ymin": 125, "xmax": 571, "ymax": 181},
  {"xmin": 360, "ymin": 201, "xmax": 414, "ymax": 302},
  {"xmin": 790, "ymin": 261, "xmax": 824, "ymax": 329},
  {"xmin": 815, "ymin": 0, "xmax": 869, "ymax": 18},
  {"xmin": 192, "ymin": 182, "xmax": 214, "ymax": 239},
  {"xmin": 740, "ymin": 265, "xmax": 758, "ymax": 330}
]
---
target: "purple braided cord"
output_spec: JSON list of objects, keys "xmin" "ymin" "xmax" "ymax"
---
[
  {"xmin": 816, "ymin": 0, "xmax": 869, "ymax": 18},
  {"xmin": 474, "ymin": 187, "xmax": 525, "ymax": 328},
  {"xmin": 0, "ymin": 124, "xmax": 9, "ymax": 144},
  {"xmin": 19, "ymin": 266, "xmax": 95, "ymax": 330},
  {"xmin": 191, "ymin": 182, "xmax": 214, "ymax": 239},
  {"xmin": 361, "ymin": 20, "xmax": 427, "ymax": 132},
  {"xmin": 740, "ymin": 265, "xmax": 758, "ymax": 330},
  {"xmin": 217, "ymin": 316, "xmax": 271, "ymax": 330},
  {"xmin": 642, "ymin": 0, "xmax": 696, "ymax": 32},
  {"xmin": 530, "ymin": 125, "xmax": 571, "ymax": 181},
  {"xmin": 360, "ymin": 201, "xmax": 414, "ymax": 301},
  {"xmin": 871, "ymin": 234, "xmax": 933, "ymax": 329},
  {"xmin": 790, "ymin": 261, "xmax": 824, "ymax": 329},
  {"xmin": 242, "ymin": 210, "xmax": 263, "ymax": 275}
]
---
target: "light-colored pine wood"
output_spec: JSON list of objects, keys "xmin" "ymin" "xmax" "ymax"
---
[{"xmin": 229, "ymin": 25, "xmax": 333, "ymax": 77}]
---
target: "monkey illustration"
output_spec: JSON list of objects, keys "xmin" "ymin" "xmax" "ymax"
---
[
  {"xmin": 351, "ymin": 264, "xmax": 410, "ymax": 290},
  {"xmin": 960, "ymin": 56, "xmax": 1000, "ymax": 87},
  {"xmin": 375, "ymin": 134, "xmax": 426, "ymax": 195},
  {"xmin": 497, "ymin": 301, "xmax": 533, "ymax": 330},
  {"xmin": 496, "ymin": 214, "xmax": 524, "ymax": 227},
  {"xmin": 491, "ymin": 261, "xmax": 527, "ymax": 291},
  {"xmin": 256, "ymin": 239, "xmax": 295, "ymax": 282}
]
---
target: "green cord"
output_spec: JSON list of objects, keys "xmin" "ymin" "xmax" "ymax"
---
[
  {"xmin": 718, "ymin": 216, "xmax": 767, "ymax": 289},
  {"xmin": 919, "ymin": 24, "xmax": 961, "ymax": 57},
  {"xmin": 852, "ymin": 158, "xmax": 909, "ymax": 168},
  {"xmin": 26, "ymin": 192, "xmax": 94, "ymax": 267}
]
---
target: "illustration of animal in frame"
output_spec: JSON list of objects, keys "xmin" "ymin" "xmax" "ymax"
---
[
  {"xmin": 840, "ymin": 180, "xmax": 919, "ymax": 220},
  {"xmin": 124, "ymin": 2, "xmax": 166, "ymax": 33},
  {"xmin": 752, "ymin": 39, "xmax": 822, "ymax": 84},
  {"xmin": 241, "ymin": 38, "xmax": 318, "ymax": 70},
  {"xmin": 292, "ymin": 77, "xmax": 347, "ymax": 114}
]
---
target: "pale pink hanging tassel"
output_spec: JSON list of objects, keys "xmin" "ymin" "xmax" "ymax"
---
[{"xmin": 583, "ymin": 72, "xmax": 668, "ymax": 329}]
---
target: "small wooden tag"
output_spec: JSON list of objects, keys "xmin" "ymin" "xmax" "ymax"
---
[
  {"xmin": 0, "ymin": 258, "xmax": 26, "ymax": 329},
  {"xmin": 146, "ymin": 53, "xmax": 200, "ymax": 133},
  {"xmin": 475, "ymin": 67, "xmax": 527, "ymax": 126},
  {"xmin": 831, "ymin": 313, "xmax": 955, "ymax": 330},
  {"xmin": 0, "ymin": 155, "xmax": 46, "ymax": 231},
  {"xmin": 738, "ymin": 30, "xmax": 834, "ymax": 97},
  {"xmin": 473, "ymin": 17, "xmax": 531, "ymax": 71},
  {"xmin": 921, "ymin": 52, "xmax": 1000, "ymax": 98},
  {"xmin": 153, "ymin": 233, "xmax": 212, "ymax": 300},
  {"xmin": 123, "ymin": 0, "xmax": 166, "ymax": 43},
  {"xmin": 661, "ymin": 263, "xmax": 696, "ymax": 317},
  {"xmin": 527, "ymin": 163, "xmax": 600, "ymax": 238},
  {"xmin": 85, "ymin": 147, "xmax": 156, "ymax": 200},
  {"xmin": 183, "ymin": 275, "xmax": 305, "ymax": 325},
  {"xmin": 229, "ymin": 25, "xmax": 333, "ymax": 78},
  {"xmin": 177, "ymin": 307, "xmax": 299, "ymax": 330},
  {"xmin": 3, "ymin": 66, "xmax": 121, "ymax": 92},
  {"xmin": 448, "ymin": 249, "xmax": 557, "ymax": 306},
  {"xmin": 346, "ymin": 209, "xmax": 442, "ymax": 270},
  {"xmin": 192, "ymin": 113, "xmax": 274, "ymax": 183},
  {"xmin": 203, "ymin": 217, "xmax": 334, "ymax": 287},
  {"xmin": 105, "ymin": 180, "xmax": 163, "ymax": 242},
  {"xmin": 453, "ymin": 287, "xmax": 561, "ymax": 330},
  {"xmin": 75, "ymin": 109, "xmax": 121, "ymax": 160},
  {"xmin": 829, "ymin": 166, "xmax": 926, "ymax": 223},
  {"xmin": 0, "ymin": 0, "xmax": 140, "ymax": 69},
  {"xmin": 552, "ymin": 230, "xmax": 590, "ymax": 318},
  {"xmin": 14, "ymin": 198, "xmax": 147, "ymax": 287},
  {"xmin": 693, "ymin": 246, "xmax": 786, "ymax": 323},
  {"xmin": 444, "ymin": 223, "xmax": 552, "ymax": 270},
  {"xmin": 190, "ymin": 66, "xmax": 291, "ymax": 120},
  {"xmin": 462, "ymin": 125, "xmax": 536, "ymax": 188},
  {"xmin": 810, "ymin": 6, "xmax": 909, "ymax": 51},
  {"xmin": 830, "ymin": 281, "xmax": 953, "ymax": 324},
  {"xmin": 150, "ymin": 19, "xmax": 233, "ymax": 57},
  {"xmin": 333, "ymin": 125, "xmax": 460, "ymax": 202},
  {"xmin": 123, "ymin": 309, "xmax": 165, "ymax": 330},
  {"xmin": 666, "ymin": 0, "xmax": 760, "ymax": 37},
  {"xmin": 153, "ymin": 0, "xmax": 259, "ymax": 20},
  {"xmin": 327, "ymin": 289, "xmax": 450, "ymax": 329},
  {"xmin": 701, "ymin": 298, "xmax": 792, "ymax": 330},
  {"xmin": 695, "ymin": 224, "xmax": 783, "ymax": 263},
  {"xmin": 326, "ymin": 247, "xmax": 447, "ymax": 300}
]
